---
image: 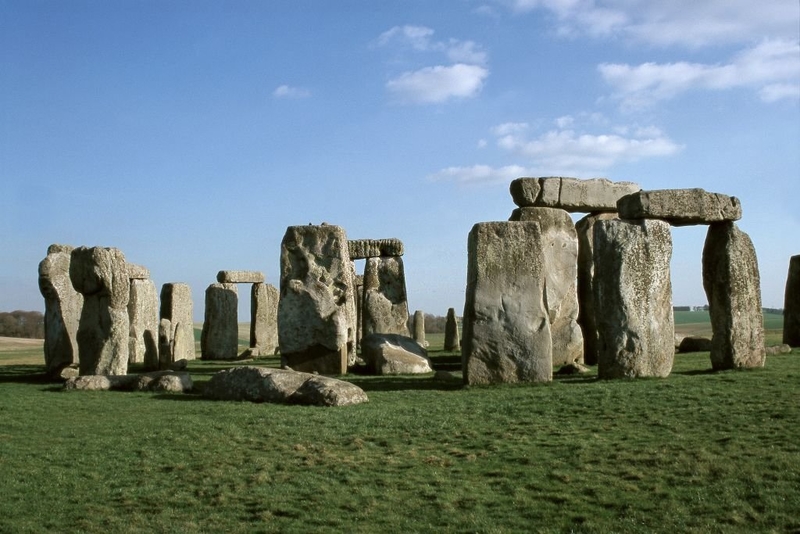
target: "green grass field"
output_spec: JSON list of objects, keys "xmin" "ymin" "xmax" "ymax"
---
[{"xmin": 1, "ymin": 314, "xmax": 797, "ymax": 533}]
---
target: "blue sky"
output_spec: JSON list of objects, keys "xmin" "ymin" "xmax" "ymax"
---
[{"xmin": 1, "ymin": 0, "xmax": 798, "ymax": 321}]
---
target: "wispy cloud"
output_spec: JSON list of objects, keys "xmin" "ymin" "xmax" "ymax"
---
[
  {"xmin": 272, "ymin": 85, "xmax": 311, "ymax": 99},
  {"xmin": 377, "ymin": 25, "xmax": 488, "ymax": 65}
]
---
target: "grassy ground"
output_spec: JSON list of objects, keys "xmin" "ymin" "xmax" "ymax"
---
[{"xmin": 1, "ymin": 316, "xmax": 798, "ymax": 533}]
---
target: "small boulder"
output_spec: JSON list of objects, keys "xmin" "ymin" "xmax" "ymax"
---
[
  {"xmin": 765, "ymin": 344, "xmax": 792, "ymax": 356},
  {"xmin": 555, "ymin": 362, "xmax": 590, "ymax": 376},
  {"xmin": 360, "ymin": 333, "xmax": 433, "ymax": 375},
  {"xmin": 678, "ymin": 336, "xmax": 713, "ymax": 353}
]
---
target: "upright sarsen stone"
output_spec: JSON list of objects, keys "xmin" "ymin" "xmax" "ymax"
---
[
  {"xmin": 784, "ymin": 255, "xmax": 800, "ymax": 347},
  {"xmin": 38, "ymin": 244, "xmax": 83, "ymax": 375},
  {"xmin": 702, "ymin": 222, "xmax": 765, "ymax": 369},
  {"xmin": 278, "ymin": 224, "xmax": 356, "ymax": 375},
  {"xmin": 444, "ymin": 307, "xmax": 460, "ymax": 351},
  {"xmin": 593, "ymin": 219, "xmax": 674, "ymax": 379},
  {"xmin": 413, "ymin": 310, "xmax": 425, "ymax": 346},
  {"xmin": 201, "ymin": 283, "xmax": 239, "ymax": 360},
  {"xmin": 462, "ymin": 222, "xmax": 552, "ymax": 385},
  {"xmin": 362, "ymin": 256, "xmax": 410, "ymax": 338},
  {"xmin": 159, "ymin": 283, "xmax": 195, "ymax": 367},
  {"xmin": 251, "ymin": 282, "xmax": 279, "ymax": 355},
  {"xmin": 128, "ymin": 278, "xmax": 159, "ymax": 366}
]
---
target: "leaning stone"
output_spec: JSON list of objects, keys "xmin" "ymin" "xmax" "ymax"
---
[
  {"xmin": 594, "ymin": 219, "xmax": 674, "ymax": 378},
  {"xmin": 783, "ymin": 255, "xmax": 800, "ymax": 347},
  {"xmin": 462, "ymin": 222, "xmax": 552, "ymax": 385},
  {"xmin": 361, "ymin": 333, "xmax": 433, "ymax": 375},
  {"xmin": 251, "ymin": 283, "xmax": 279, "ymax": 356},
  {"xmin": 618, "ymin": 189, "xmax": 742, "ymax": 226},
  {"xmin": 362, "ymin": 256, "xmax": 411, "ymax": 338},
  {"xmin": 510, "ymin": 177, "xmax": 640, "ymax": 212},
  {"xmin": 444, "ymin": 308, "xmax": 460, "ymax": 351},
  {"xmin": 412, "ymin": 310, "xmax": 425, "ymax": 346},
  {"xmin": 126, "ymin": 264, "xmax": 150, "ymax": 280},
  {"xmin": 201, "ymin": 283, "xmax": 239, "ymax": 360},
  {"xmin": 348, "ymin": 238, "xmax": 404, "ymax": 259},
  {"xmin": 38, "ymin": 244, "xmax": 83, "ymax": 376},
  {"xmin": 702, "ymin": 222, "xmax": 765, "ymax": 369},
  {"xmin": 678, "ymin": 336, "xmax": 713, "ymax": 353},
  {"xmin": 159, "ymin": 283, "xmax": 195, "ymax": 365},
  {"xmin": 128, "ymin": 278, "xmax": 159, "ymax": 366},
  {"xmin": 216, "ymin": 270, "xmax": 265, "ymax": 284}
]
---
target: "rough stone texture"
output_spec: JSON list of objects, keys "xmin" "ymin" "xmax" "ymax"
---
[
  {"xmin": 354, "ymin": 274, "xmax": 364, "ymax": 348},
  {"xmin": 216, "ymin": 270, "xmax": 265, "ymax": 284},
  {"xmin": 159, "ymin": 283, "xmax": 195, "ymax": 367},
  {"xmin": 64, "ymin": 370, "xmax": 192, "ymax": 392},
  {"xmin": 278, "ymin": 225, "xmax": 356, "ymax": 375},
  {"xmin": 251, "ymin": 283, "xmax": 279, "ymax": 355},
  {"xmin": 783, "ymin": 255, "xmax": 800, "ymax": 347},
  {"xmin": 510, "ymin": 207, "xmax": 584, "ymax": 365},
  {"xmin": 361, "ymin": 333, "xmax": 433, "ymax": 375},
  {"xmin": 765, "ymin": 344, "xmax": 792, "ymax": 356},
  {"xmin": 126, "ymin": 263, "xmax": 150, "ymax": 280},
  {"xmin": 128, "ymin": 278, "xmax": 159, "ymax": 366},
  {"xmin": 362, "ymin": 256, "xmax": 411, "ymax": 338},
  {"xmin": 593, "ymin": 219, "xmax": 674, "ymax": 379},
  {"xmin": 201, "ymin": 283, "xmax": 239, "ymax": 360},
  {"xmin": 462, "ymin": 222, "xmax": 553, "ymax": 385},
  {"xmin": 575, "ymin": 213, "xmax": 618, "ymax": 365},
  {"xmin": 348, "ymin": 238, "xmax": 404, "ymax": 259},
  {"xmin": 412, "ymin": 310, "xmax": 425, "ymax": 346},
  {"xmin": 444, "ymin": 307, "xmax": 460, "ymax": 351},
  {"xmin": 678, "ymin": 336, "xmax": 713, "ymax": 353},
  {"xmin": 203, "ymin": 366, "xmax": 368, "ymax": 407},
  {"xmin": 38, "ymin": 244, "xmax": 83, "ymax": 376},
  {"xmin": 510, "ymin": 177, "xmax": 640, "ymax": 212},
  {"xmin": 618, "ymin": 189, "xmax": 742, "ymax": 226},
  {"xmin": 702, "ymin": 222, "xmax": 765, "ymax": 369},
  {"xmin": 69, "ymin": 246, "xmax": 130, "ymax": 376}
]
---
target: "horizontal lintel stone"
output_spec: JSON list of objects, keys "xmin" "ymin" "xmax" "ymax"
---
[
  {"xmin": 510, "ymin": 177, "xmax": 640, "ymax": 213},
  {"xmin": 216, "ymin": 270, "xmax": 265, "ymax": 284},
  {"xmin": 617, "ymin": 188, "xmax": 742, "ymax": 226},
  {"xmin": 348, "ymin": 239, "xmax": 404, "ymax": 259},
  {"xmin": 127, "ymin": 263, "xmax": 150, "ymax": 280}
]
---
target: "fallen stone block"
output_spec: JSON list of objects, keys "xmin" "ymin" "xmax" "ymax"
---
[{"xmin": 361, "ymin": 333, "xmax": 433, "ymax": 375}]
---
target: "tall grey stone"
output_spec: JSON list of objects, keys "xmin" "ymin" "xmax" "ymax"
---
[
  {"xmin": 201, "ymin": 283, "xmax": 239, "ymax": 360},
  {"xmin": 593, "ymin": 219, "xmax": 674, "ymax": 379},
  {"xmin": 510, "ymin": 177, "xmax": 640, "ymax": 212},
  {"xmin": 38, "ymin": 244, "xmax": 83, "ymax": 375},
  {"xmin": 278, "ymin": 224, "xmax": 356, "ymax": 375},
  {"xmin": 510, "ymin": 207, "xmax": 584, "ymax": 365},
  {"xmin": 159, "ymin": 283, "xmax": 195, "ymax": 367},
  {"xmin": 784, "ymin": 255, "xmax": 800, "ymax": 347},
  {"xmin": 251, "ymin": 282, "xmax": 279, "ymax": 355},
  {"xmin": 462, "ymin": 222, "xmax": 552, "ymax": 385},
  {"xmin": 412, "ymin": 310, "xmax": 425, "ymax": 345},
  {"xmin": 617, "ymin": 188, "xmax": 742, "ymax": 226},
  {"xmin": 444, "ymin": 307, "xmax": 460, "ymax": 351},
  {"xmin": 575, "ymin": 213, "xmax": 618, "ymax": 365},
  {"xmin": 354, "ymin": 274, "xmax": 364, "ymax": 348},
  {"xmin": 128, "ymin": 278, "xmax": 159, "ymax": 367},
  {"xmin": 362, "ymin": 256, "xmax": 411, "ymax": 338},
  {"xmin": 69, "ymin": 246, "xmax": 130, "ymax": 376},
  {"xmin": 702, "ymin": 222, "xmax": 765, "ymax": 369}
]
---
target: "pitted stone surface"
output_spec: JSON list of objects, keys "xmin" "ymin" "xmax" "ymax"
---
[
  {"xmin": 617, "ymin": 188, "xmax": 742, "ymax": 226},
  {"xmin": 126, "ymin": 264, "xmax": 150, "ymax": 280},
  {"xmin": 201, "ymin": 283, "xmax": 239, "ymax": 360},
  {"xmin": 348, "ymin": 239, "xmax": 404, "ymax": 259},
  {"xmin": 159, "ymin": 283, "xmax": 195, "ymax": 367},
  {"xmin": 216, "ymin": 270, "xmax": 265, "ymax": 284},
  {"xmin": 361, "ymin": 256, "xmax": 410, "ymax": 338},
  {"xmin": 361, "ymin": 333, "xmax": 433, "ymax": 375},
  {"xmin": 251, "ymin": 283, "xmax": 279, "ymax": 355},
  {"xmin": 783, "ymin": 255, "xmax": 800, "ymax": 347},
  {"xmin": 128, "ymin": 278, "xmax": 159, "ymax": 366},
  {"xmin": 510, "ymin": 177, "xmax": 640, "ymax": 212}
]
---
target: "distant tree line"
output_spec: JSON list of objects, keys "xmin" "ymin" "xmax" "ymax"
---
[{"xmin": 0, "ymin": 310, "xmax": 45, "ymax": 339}]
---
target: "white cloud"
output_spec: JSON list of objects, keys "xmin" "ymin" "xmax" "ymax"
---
[
  {"xmin": 429, "ymin": 164, "xmax": 530, "ymax": 184},
  {"xmin": 272, "ymin": 85, "xmax": 311, "ymax": 99},
  {"xmin": 378, "ymin": 25, "xmax": 435, "ymax": 50},
  {"xmin": 599, "ymin": 39, "xmax": 800, "ymax": 109},
  {"xmin": 377, "ymin": 25, "xmax": 487, "ymax": 65},
  {"xmin": 386, "ymin": 64, "xmax": 489, "ymax": 104},
  {"xmin": 759, "ymin": 83, "xmax": 800, "ymax": 103}
]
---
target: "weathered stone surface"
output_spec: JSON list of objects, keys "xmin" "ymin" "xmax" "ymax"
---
[
  {"xmin": 69, "ymin": 246, "xmax": 130, "ymax": 376},
  {"xmin": 216, "ymin": 270, "xmax": 265, "ymax": 284},
  {"xmin": 201, "ymin": 283, "xmax": 239, "ymax": 360},
  {"xmin": 38, "ymin": 244, "xmax": 83, "ymax": 376},
  {"xmin": 765, "ymin": 344, "xmax": 792, "ymax": 356},
  {"xmin": 128, "ymin": 278, "xmax": 159, "ymax": 366},
  {"xmin": 702, "ymin": 222, "xmax": 765, "ymax": 369},
  {"xmin": 348, "ymin": 238, "xmax": 404, "ymax": 259},
  {"xmin": 444, "ymin": 307, "xmax": 460, "ymax": 351},
  {"xmin": 678, "ymin": 336, "xmax": 713, "ymax": 353},
  {"xmin": 510, "ymin": 177, "xmax": 640, "ymax": 212},
  {"xmin": 783, "ymin": 255, "xmax": 800, "ymax": 347},
  {"xmin": 203, "ymin": 366, "xmax": 368, "ymax": 407},
  {"xmin": 126, "ymin": 263, "xmax": 150, "ymax": 280},
  {"xmin": 354, "ymin": 274, "xmax": 364, "ymax": 348},
  {"xmin": 618, "ymin": 189, "xmax": 742, "ymax": 226},
  {"xmin": 575, "ymin": 213, "xmax": 618, "ymax": 365},
  {"xmin": 555, "ymin": 362, "xmax": 590, "ymax": 376},
  {"xmin": 159, "ymin": 283, "xmax": 195, "ymax": 366},
  {"xmin": 362, "ymin": 256, "xmax": 410, "ymax": 338},
  {"xmin": 64, "ymin": 370, "xmax": 192, "ymax": 392},
  {"xmin": 361, "ymin": 333, "xmax": 433, "ymax": 375},
  {"xmin": 251, "ymin": 283, "xmax": 279, "ymax": 355},
  {"xmin": 462, "ymin": 222, "xmax": 553, "ymax": 385},
  {"xmin": 594, "ymin": 219, "xmax": 674, "ymax": 378},
  {"xmin": 412, "ymin": 310, "xmax": 425, "ymax": 346},
  {"xmin": 278, "ymin": 225, "xmax": 356, "ymax": 375},
  {"xmin": 510, "ymin": 207, "xmax": 584, "ymax": 365}
]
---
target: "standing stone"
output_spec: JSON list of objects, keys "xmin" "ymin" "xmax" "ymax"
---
[
  {"xmin": 702, "ymin": 222, "xmax": 765, "ymax": 369},
  {"xmin": 69, "ymin": 246, "xmax": 130, "ymax": 376},
  {"xmin": 251, "ymin": 282, "xmax": 279, "ymax": 355},
  {"xmin": 278, "ymin": 224, "xmax": 356, "ymax": 375},
  {"xmin": 593, "ymin": 219, "xmax": 674, "ymax": 379},
  {"xmin": 462, "ymin": 222, "xmax": 552, "ymax": 385},
  {"xmin": 159, "ymin": 283, "xmax": 195, "ymax": 367},
  {"xmin": 38, "ymin": 244, "xmax": 83, "ymax": 376},
  {"xmin": 362, "ymin": 256, "xmax": 411, "ymax": 338},
  {"xmin": 510, "ymin": 207, "xmax": 584, "ymax": 365},
  {"xmin": 444, "ymin": 307, "xmax": 460, "ymax": 351},
  {"xmin": 354, "ymin": 274, "xmax": 364, "ymax": 348},
  {"xmin": 575, "ymin": 213, "xmax": 618, "ymax": 365},
  {"xmin": 784, "ymin": 255, "xmax": 800, "ymax": 347},
  {"xmin": 412, "ymin": 310, "xmax": 425, "ymax": 346},
  {"xmin": 128, "ymin": 278, "xmax": 159, "ymax": 367},
  {"xmin": 201, "ymin": 283, "xmax": 239, "ymax": 360}
]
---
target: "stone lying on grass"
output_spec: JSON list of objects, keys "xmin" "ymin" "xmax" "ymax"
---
[
  {"xmin": 203, "ymin": 366, "xmax": 368, "ymax": 407},
  {"xmin": 360, "ymin": 333, "xmax": 433, "ymax": 375},
  {"xmin": 64, "ymin": 371, "xmax": 193, "ymax": 393},
  {"xmin": 678, "ymin": 336, "xmax": 713, "ymax": 353},
  {"xmin": 765, "ymin": 344, "xmax": 792, "ymax": 356},
  {"xmin": 555, "ymin": 362, "xmax": 590, "ymax": 376}
]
